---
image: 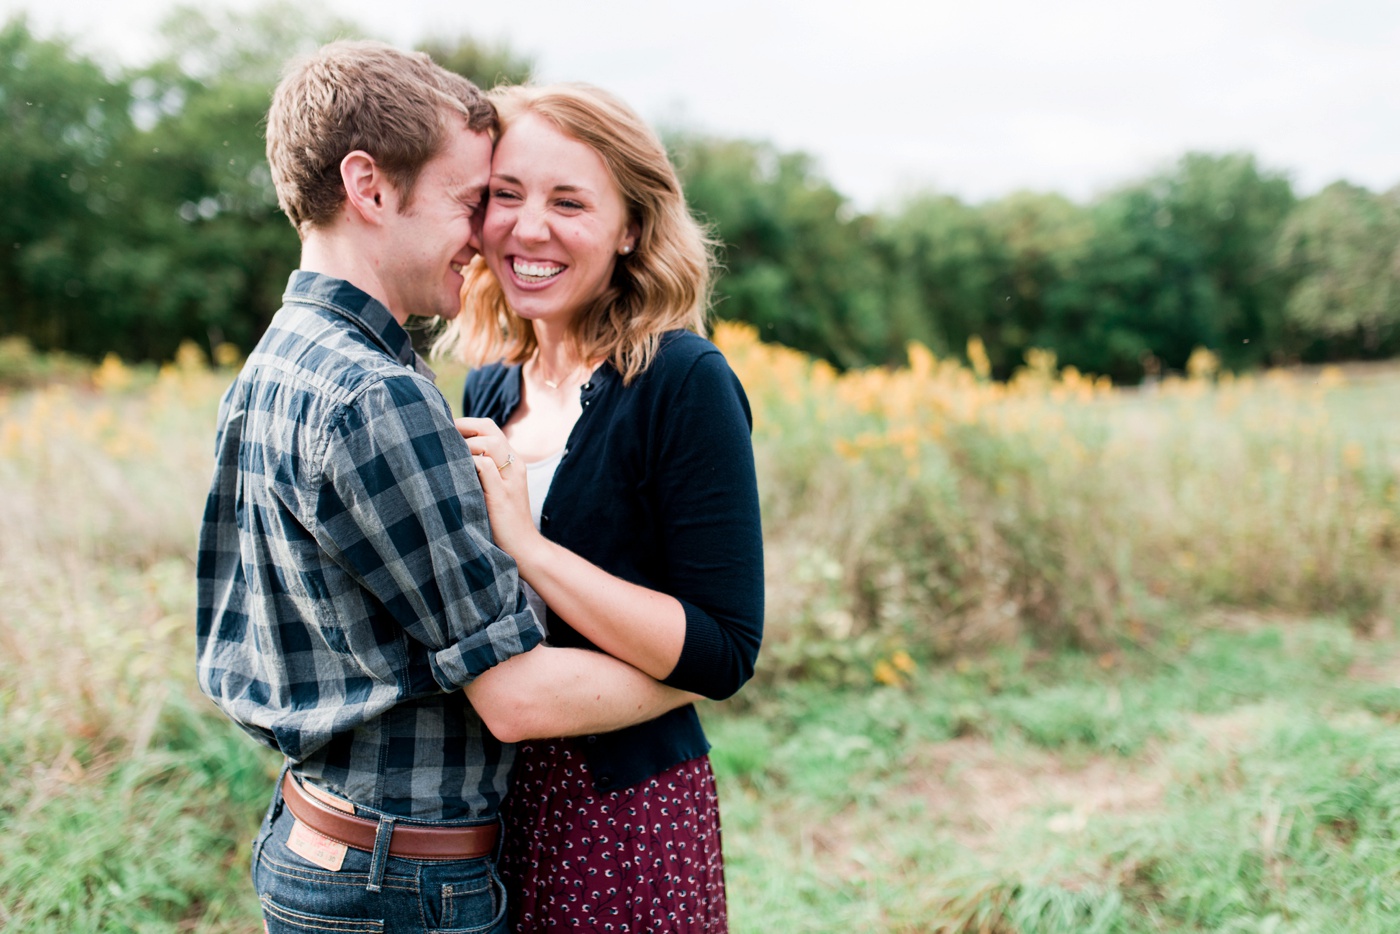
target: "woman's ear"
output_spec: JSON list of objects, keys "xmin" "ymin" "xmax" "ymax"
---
[
  {"xmin": 620, "ymin": 220, "xmax": 641, "ymax": 255},
  {"xmin": 341, "ymin": 150, "xmax": 390, "ymax": 224}
]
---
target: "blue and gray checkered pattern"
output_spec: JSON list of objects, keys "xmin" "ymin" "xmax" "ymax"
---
[{"xmin": 196, "ymin": 271, "xmax": 542, "ymax": 821}]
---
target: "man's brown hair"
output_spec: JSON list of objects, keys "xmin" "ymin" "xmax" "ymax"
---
[{"xmin": 266, "ymin": 40, "xmax": 496, "ymax": 234}]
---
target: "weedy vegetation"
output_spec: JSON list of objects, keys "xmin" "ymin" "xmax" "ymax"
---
[{"xmin": 1, "ymin": 333, "xmax": 1397, "ymax": 931}]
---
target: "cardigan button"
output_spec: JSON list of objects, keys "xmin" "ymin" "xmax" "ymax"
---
[
  {"xmin": 585, "ymin": 734, "xmax": 597, "ymax": 745},
  {"xmin": 540, "ymin": 514, "xmax": 549, "ymax": 525}
]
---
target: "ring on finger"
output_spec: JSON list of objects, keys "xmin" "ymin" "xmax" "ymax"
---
[{"xmin": 495, "ymin": 452, "xmax": 516, "ymax": 473}]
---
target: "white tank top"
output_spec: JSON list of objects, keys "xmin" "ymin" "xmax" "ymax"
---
[{"xmin": 522, "ymin": 447, "xmax": 565, "ymax": 633}]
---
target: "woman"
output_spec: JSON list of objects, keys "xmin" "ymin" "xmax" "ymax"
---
[{"xmin": 436, "ymin": 84, "xmax": 764, "ymax": 932}]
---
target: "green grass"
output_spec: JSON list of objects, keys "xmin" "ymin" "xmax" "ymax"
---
[
  {"xmin": 0, "ymin": 710, "xmax": 276, "ymax": 932},
  {"xmin": 707, "ymin": 615, "xmax": 1400, "ymax": 932}
]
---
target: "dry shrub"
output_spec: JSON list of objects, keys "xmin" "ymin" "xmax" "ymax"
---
[
  {"xmin": 716, "ymin": 323, "xmax": 1400, "ymax": 686},
  {"xmin": 0, "ymin": 351, "xmax": 224, "ymax": 769}
]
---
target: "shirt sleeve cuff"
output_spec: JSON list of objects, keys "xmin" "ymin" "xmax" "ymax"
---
[
  {"xmin": 661, "ymin": 598, "xmax": 754, "ymax": 700},
  {"xmin": 427, "ymin": 607, "xmax": 545, "ymax": 691}
]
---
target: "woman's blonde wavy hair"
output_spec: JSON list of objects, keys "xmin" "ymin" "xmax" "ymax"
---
[{"xmin": 434, "ymin": 83, "xmax": 716, "ymax": 384}]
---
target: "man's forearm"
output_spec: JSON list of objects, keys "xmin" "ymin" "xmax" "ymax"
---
[{"xmin": 464, "ymin": 645, "xmax": 699, "ymax": 743}]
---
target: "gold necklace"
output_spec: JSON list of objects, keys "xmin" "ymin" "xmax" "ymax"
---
[{"xmin": 534, "ymin": 356, "xmax": 588, "ymax": 390}]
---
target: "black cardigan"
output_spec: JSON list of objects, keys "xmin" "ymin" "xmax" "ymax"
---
[{"xmin": 462, "ymin": 330, "xmax": 764, "ymax": 791}]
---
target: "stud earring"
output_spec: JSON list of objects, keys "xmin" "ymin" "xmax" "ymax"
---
[{"xmin": 619, "ymin": 244, "xmax": 633, "ymax": 255}]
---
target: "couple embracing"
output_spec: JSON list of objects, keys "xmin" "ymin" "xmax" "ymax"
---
[{"xmin": 195, "ymin": 39, "xmax": 762, "ymax": 933}]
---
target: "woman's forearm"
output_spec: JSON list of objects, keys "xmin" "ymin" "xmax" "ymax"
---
[
  {"xmin": 514, "ymin": 533, "xmax": 687, "ymax": 681},
  {"xmin": 466, "ymin": 645, "xmax": 699, "ymax": 742}
]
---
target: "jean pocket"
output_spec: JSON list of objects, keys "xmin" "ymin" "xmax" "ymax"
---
[
  {"xmin": 260, "ymin": 893, "xmax": 384, "ymax": 933},
  {"xmin": 430, "ymin": 862, "xmax": 507, "ymax": 934}
]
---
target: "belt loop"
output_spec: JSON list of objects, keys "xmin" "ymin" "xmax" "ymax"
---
[
  {"xmin": 365, "ymin": 816, "xmax": 396, "ymax": 893},
  {"xmin": 270, "ymin": 760, "xmax": 290, "ymax": 823}
]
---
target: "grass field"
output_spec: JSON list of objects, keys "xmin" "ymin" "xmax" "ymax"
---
[{"xmin": 1, "ymin": 337, "xmax": 1397, "ymax": 932}]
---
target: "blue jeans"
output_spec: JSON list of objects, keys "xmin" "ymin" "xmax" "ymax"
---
[{"xmin": 250, "ymin": 778, "xmax": 508, "ymax": 933}]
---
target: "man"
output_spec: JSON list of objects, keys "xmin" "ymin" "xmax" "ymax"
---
[{"xmin": 195, "ymin": 40, "xmax": 694, "ymax": 932}]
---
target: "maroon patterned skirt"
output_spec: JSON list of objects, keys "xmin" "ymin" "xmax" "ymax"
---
[{"xmin": 498, "ymin": 738, "xmax": 728, "ymax": 932}]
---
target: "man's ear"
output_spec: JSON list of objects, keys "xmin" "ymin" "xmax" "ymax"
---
[{"xmin": 341, "ymin": 150, "xmax": 392, "ymax": 224}]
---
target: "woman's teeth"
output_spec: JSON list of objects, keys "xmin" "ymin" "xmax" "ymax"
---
[{"xmin": 514, "ymin": 260, "xmax": 564, "ymax": 283}]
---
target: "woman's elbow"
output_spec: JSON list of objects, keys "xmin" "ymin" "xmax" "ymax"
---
[{"xmin": 681, "ymin": 648, "xmax": 758, "ymax": 702}]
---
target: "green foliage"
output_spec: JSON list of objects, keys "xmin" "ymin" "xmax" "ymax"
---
[
  {"xmin": 1028, "ymin": 154, "xmax": 1295, "ymax": 380},
  {"xmin": 0, "ymin": 5, "xmax": 540, "ymax": 366},
  {"xmin": 0, "ymin": 10, "xmax": 314, "ymax": 362},
  {"xmin": 981, "ymin": 191, "xmax": 1094, "ymax": 375},
  {"xmin": 1276, "ymin": 181, "xmax": 1400, "ymax": 358},
  {"xmin": 1, "ymin": 9, "xmax": 1398, "ymax": 375},
  {"xmin": 0, "ymin": 18, "xmax": 136, "ymax": 352},
  {"xmin": 1156, "ymin": 153, "xmax": 1297, "ymax": 365},
  {"xmin": 677, "ymin": 142, "xmax": 1374, "ymax": 382},
  {"xmin": 874, "ymin": 192, "xmax": 1004, "ymax": 360},
  {"xmin": 674, "ymin": 136, "xmax": 892, "ymax": 367},
  {"xmin": 1045, "ymin": 181, "xmax": 1222, "ymax": 381}
]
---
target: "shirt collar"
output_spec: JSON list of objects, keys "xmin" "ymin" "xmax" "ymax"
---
[{"xmin": 282, "ymin": 270, "xmax": 435, "ymax": 379}]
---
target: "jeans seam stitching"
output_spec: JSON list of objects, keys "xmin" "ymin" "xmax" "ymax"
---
[
  {"xmin": 260, "ymin": 853, "xmax": 418, "ymax": 891},
  {"xmin": 260, "ymin": 893, "xmax": 385, "ymax": 932}
]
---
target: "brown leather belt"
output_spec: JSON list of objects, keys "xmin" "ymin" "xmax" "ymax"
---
[{"xmin": 281, "ymin": 773, "xmax": 497, "ymax": 861}]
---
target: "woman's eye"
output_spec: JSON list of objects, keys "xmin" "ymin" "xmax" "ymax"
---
[
  {"xmin": 557, "ymin": 199, "xmax": 584, "ymax": 211},
  {"xmin": 492, "ymin": 189, "xmax": 520, "ymax": 202}
]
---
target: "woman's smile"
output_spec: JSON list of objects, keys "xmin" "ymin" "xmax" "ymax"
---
[
  {"xmin": 482, "ymin": 112, "xmax": 636, "ymax": 328},
  {"xmin": 509, "ymin": 257, "xmax": 567, "ymax": 285}
]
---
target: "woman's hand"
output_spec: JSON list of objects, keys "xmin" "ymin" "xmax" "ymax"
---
[
  {"xmin": 458, "ymin": 415, "xmax": 688, "ymax": 683},
  {"xmin": 456, "ymin": 417, "xmax": 544, "ymax": 564}
]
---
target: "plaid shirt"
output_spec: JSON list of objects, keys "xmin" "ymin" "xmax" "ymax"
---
[{"xmin": 196, "ymin": 271, "xmax": 542, "ymax": 821}]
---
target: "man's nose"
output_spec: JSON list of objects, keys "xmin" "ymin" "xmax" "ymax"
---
[{"xmin": 466, "ymin": 209, "xmax": 485, "ymax": 254}]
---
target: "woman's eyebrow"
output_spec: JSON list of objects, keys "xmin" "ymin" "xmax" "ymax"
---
[{"xmin": 490, "ymin": 174, "xmax": 593, "ymax": 197}]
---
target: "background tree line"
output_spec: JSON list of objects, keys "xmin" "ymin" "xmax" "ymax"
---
[{"xmin": 4, "ymin": 5, "xmax": 1400, "ymax": 381}]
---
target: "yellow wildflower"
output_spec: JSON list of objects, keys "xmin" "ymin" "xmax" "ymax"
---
[{"xmin": 873, "ymin": 659, "xmax": 902, "ymax": 687}]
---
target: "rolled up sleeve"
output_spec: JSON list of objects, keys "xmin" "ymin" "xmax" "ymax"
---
[{"xmin": 313, "ymin": 373, "xmax": 543, "ymax": 692}]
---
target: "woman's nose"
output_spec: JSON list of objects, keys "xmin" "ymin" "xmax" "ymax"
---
[{"xmin": 513, "ymin": 205, "xmax": 549, "ymax": 243}]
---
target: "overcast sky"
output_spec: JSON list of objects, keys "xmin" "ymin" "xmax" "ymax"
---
[{"xmin": 7, "ymin": 0, "xmax": 1400, "ymax": 208}]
